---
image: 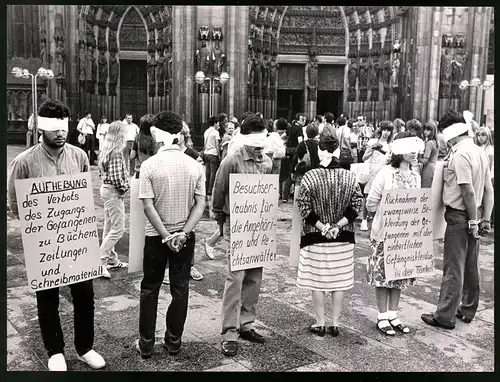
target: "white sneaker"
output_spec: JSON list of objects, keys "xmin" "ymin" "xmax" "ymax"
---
[
  {"xmin": 77, "ymin": 349, "xmax": 106, "ymax": 369},
  {"xmin": 48, "ymin": 353, "xmax": 67, "ymax": 371},
  {"xmin": 190, "ymin": 267, "xmax": 203, "ymax": 281},
  {"xmin": 204, "ymin": 239, "xmax": 216, "ymax": 260},
  {"xmin": 101, "ymin": 266, "xmax": 111, "ymax": 279},
  {"xmin": 360, "ymin": 220, "xmax": 369, "ymax": 231}
]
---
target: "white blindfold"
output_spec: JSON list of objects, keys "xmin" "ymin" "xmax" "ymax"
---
[
  {"xmin": 391, "ymin": 137, "xmax": 425, "ymax": 155},
  {"xmin": 241, "ymin": 132, "xmax": 268, "ymax": 147},
  {"xmin": 151, "ymin": 126, "xmax": 181, "ymax": 149},
  {"xmin": 37, "ymin": 116, "xmax": 69, "ymax": 132}
]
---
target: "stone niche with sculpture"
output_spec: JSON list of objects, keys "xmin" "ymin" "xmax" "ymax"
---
[
  {"xmin": 440, "ymin": 33, "xmax": 467, "ymax": 99},
  {"xmin": 195, "ymin": 26, "xmax": 226, "ymax": 94}
]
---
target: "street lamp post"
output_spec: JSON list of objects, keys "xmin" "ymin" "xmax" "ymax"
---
[
  {"xmin": 459, "ymin": 78, "xmax": 494, "ymax": 124},
  {"xmin": 195, "ymin": 71, "xmax": 230, "ymax": 118},
  {"xmin": 11, "ymin": 67, "xmax": 55, "ymax": 146}
]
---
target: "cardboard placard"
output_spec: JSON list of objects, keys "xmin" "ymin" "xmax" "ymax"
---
[
  {"xmin": 430, "ymin": 161, "xmax": 446, "ymax": 240},
  {"xmin": 381, "ymin": 188, "xmax": 435, "ymax": 281},
  {"xmin": 229, "ymin": 174, "xmax": 279, "ymax": 271},
  {"xmin": 14, "ymin": 173, "xmax": 102, "ymax": 292},
  {"xmin": 128, "ymin": 177, "xmax": 146, "ymax": 273}
]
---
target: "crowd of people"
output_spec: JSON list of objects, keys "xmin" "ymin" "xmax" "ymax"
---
[{"xmin": 8, "ymin": 98, "xmax": 494, "ymax": 371}]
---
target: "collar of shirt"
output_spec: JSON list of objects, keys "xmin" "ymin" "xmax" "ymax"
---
[
  {"xmin": 241, "ymin": 146, "xmax": 263, "ymax": 162},
  {"xmin": 158, "ymin": 145, "xmax": 181, "ymax": 153},
  {"xmin": 450, "ymin": 137, "xmax": 474, "ymax": 153},
  {"xmin": 40, "ymin": 143, "xmax": 66, "ymax": 163}
]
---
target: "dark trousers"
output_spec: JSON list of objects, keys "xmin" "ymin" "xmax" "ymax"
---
[
  {"xmin": 433, "ymin": 207, "xmax": 481, "ymax": 326},
  {"xmin": 35, "ymin": 280, "xmax": 95, "ymax": 357},
  {"xmin": 282, "ymin": 149, "xmax": 296, "ymax": 201},
  {"xmin": 84, "ymin": 134, "xmax": 96, "ymax": 164},
  {"xmin": 139, "ymin": 234, "xmax": 195, "ymax": 354},
  {"xmin": 204, "ymin": 154, "xmax": 220, "ymax": 196}
]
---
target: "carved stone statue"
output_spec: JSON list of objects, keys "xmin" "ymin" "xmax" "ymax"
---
[
  {"xmin": 248, "ymin": 52, "xmax": 255, "ymax": 85},
  {"xmin": 269, "ymin": 56, "xmax": 279, "ymax": 88},
  {"xmin": 156, "ymin": 51, "xmax": 165, "ymax": 84},
  {"xmin": 213, "ymin": 80, "xmax": 222, "ymax": 94},
  {"xmin": 392, "ymin": 53, "xmax": 400, "ymax": 87},
  {"xmin": 212, "ymin": 26, "xmax": 223, "ymax": 41},
  {"xmin": 86, "ymin": 45, "xmax": 94, "ymax": 82},
  {"xmin": 147, "ymin": 53, "xmax": 157, "ymax": 97},
  {"xmin": 348, "ymin": 59, "xmax": 358, "ymax": 88},
  {"xmin": 196, "ymin": 41, "xmax": 211, "ymax": 74},
  {"xmin": 212, "ymin": 40, "xmax": 226, "ymax": 76},
  {"xmin": 108, "ymin": 51, "xmax": 118, "ymax": 96},
  {"xmin": 382, "ymin": 55, "xmax": 391, "ymax": 87},
  {"xmin": 55, "ymin": 40, "xmax": 65, "ymax": 77},
  {"xmin": 165, "ymin": 45, "xmax": 172, "ymax": 84},
  {"xmin": 199, "ymin": 26, "xmax": 209, "ymax": 41},
  {"xmin": 393, "ymin": 39, "xmax": 401, "ymax": 52},
  {"xmin": 405, "ymin": 62, "xmax": 412, "ymax": 95},
  {"xmin": 358, "ymin": 58, "xmax": 368, "ymax": 88},
  {"xmin": 451, "ymin": 54, "xmax": 466, "ymax": 98},
  {"xmin": 97, "ymin": 49, "xmax": 107, "ymax": 95},
  {"xmin": 262, "ymin": 54, "xmax": 270, "ymax": 87},
  {"xmin": 440, "ymin": 48, "xmax": 452, "ymax": 84},
  {"xmin": 307, "ymin": 55, "xmax": 319, "ymax": 101},
  {"xmin": 253, "ymin": 55, "xmax": 263, "ymax": 97},
  {"xmin": 370, "ymin": 56, "xmax": 380, "ymax": 88}
]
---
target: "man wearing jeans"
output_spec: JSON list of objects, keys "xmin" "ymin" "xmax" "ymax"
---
[
  {"xmin": 212, "ymin": 115, "xmax": 273, "ymax": 356},
  {"xmin": 421, "ymin": 110, "xmax": 493, "ymax": 329},
  {"xmin": 7, "ymin": 99, "xmax": 105, "ymax": 371},
  {"xmin": 137, "ymin": 111, "xmax": 206, "ymax": 358}
]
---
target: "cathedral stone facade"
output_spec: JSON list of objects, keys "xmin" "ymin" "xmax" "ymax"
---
[{"xmin": 7, "ymin": 6, "xmax": 494, "ymax": 145}]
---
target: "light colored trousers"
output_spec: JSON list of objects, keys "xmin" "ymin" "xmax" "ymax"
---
[
  {"xmin": 220, "ymin": 218, "xmax": 263, "ymax": 341},
  {"xmin": 100, "ymin": 184, "xmax": 125, "ymax": 266}
]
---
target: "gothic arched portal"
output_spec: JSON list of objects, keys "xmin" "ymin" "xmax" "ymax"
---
[
  {"xmin": 76, "ymin": 5, "xmax": 172, "ymax": 121},
  {"xmin": 247, "ymin": 6, "xmax": 411, "ymax": 121}
]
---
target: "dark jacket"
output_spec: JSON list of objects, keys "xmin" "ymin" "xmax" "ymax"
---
[{"xmin": 292, "ymin": 139, "xmax": 320, "ymax": 175}]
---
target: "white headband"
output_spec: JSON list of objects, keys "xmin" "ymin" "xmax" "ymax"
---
[
  {"xmin": 37, "ymin": 116, "xmax": 69, "ymax": 131},
  {"xmin": 391, "ymin": 137, "xmax": 425, "ymax": 154},
  {"xmin": 442, "ymin": 110, "xmax": 475, "ymax": 141},
  {"xmin": 241, "ymin": 132, "xmax": 268, "ymax": 147},
  {"xmin": 318, "ymin": 148, "xmax": 337, "ymax": 167},
  {"xmin": 151, "ymin": 126, "xmax": 181, "ymax": 149}
]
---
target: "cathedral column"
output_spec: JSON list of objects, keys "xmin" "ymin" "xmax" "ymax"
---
[
  {"xmin": 65, "ymin": 5, "xmax": 79, "ymax": 115},
  {"xmin": 427, "ymin": 7, "xmax": 444, "ymax": 121},
  {"xmin": 412, "ymin": 7, "xmax": 433, "ymax": 120}
]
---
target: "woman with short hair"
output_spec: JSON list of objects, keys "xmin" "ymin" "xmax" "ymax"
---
[
  {"xmin": 296, "ymin": 135, "xmax": 363, "ymax": 337},
  {"xmin": 366, "ymin": 131, "xmax": 422, "ymax": 335},
  {"xmin": 98, "ymin": 121, "xmax": 130, "ymax": 278}
]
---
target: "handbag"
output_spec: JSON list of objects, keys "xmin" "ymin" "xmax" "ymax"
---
[
  {"xmin": 78, "ymin": 133, "xmax": 86, "ymax": 145},
  {"xmin": 358, "ymin": 161, "xmax": 370, "ymax": 184},
  {"xmin": 339, "ymin": 127, "xmax": 353, "ymax": 168}
]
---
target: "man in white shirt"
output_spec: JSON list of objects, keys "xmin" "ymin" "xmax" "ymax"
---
[
  {"xmin": 203, "ymin": 116, "xmax": 221, "ymax": 198},
  {"xmin": 77, "ymin": 111, "xmax": 96, "ymax": 165},
  {"xmin": 123, "ymin": 114, "xmax": 140, "ymax": 176}
]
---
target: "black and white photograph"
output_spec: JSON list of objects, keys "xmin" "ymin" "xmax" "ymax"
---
[{"xmin": 5, "ymin": 5, "xmax": 494, "ymax": 373}]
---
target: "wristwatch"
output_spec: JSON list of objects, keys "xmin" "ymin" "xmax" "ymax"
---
[{"xmin": 468, "ymin": 220, "xmax": 481, "ymax": 230}]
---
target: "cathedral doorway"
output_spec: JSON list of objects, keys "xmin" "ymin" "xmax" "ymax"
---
[
  {"xmin": 317, "ymin": 90, "xmax": 343, "ymax": 119},
  {"xmin": 120, "ymin": 59, "xmax": 147, "ymax": 121},
  {"xmin": 277, "ymin": 89, "xmax": 303, "ymax": 122}
]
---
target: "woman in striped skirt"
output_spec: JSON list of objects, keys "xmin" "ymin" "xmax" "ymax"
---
[{"xmin": 296, "ymin": 135, "xmax": 364, "ymax": 337}]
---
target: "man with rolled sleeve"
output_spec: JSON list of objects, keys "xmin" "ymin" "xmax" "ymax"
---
[
  {"xmin": 421, "ymin": 110, "xmax": 493, "ymax": 329},
  {"xmin": 7, "ymin": 99, "xmax": 105, "ymax": 371},
  {"xmin": 136, "ymin": 111, "xmax": 206, "ymax": 358},
  {"xmin": 212, "ymin": 115, "xmax": 273, "ymax": 357}
]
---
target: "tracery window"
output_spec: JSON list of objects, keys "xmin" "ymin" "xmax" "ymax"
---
[{"xmin": 7, "ymin": 5, "xmax": 40, "ymax": 58}]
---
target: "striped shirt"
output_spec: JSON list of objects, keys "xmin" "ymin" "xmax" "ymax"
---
[
  {"xmin": 139, "ymin": 146, "xmax": 206, "ymax": 236},
  {"xmin": 7, "ymin": 143, "xmax": 89, "ymax": 217}
]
